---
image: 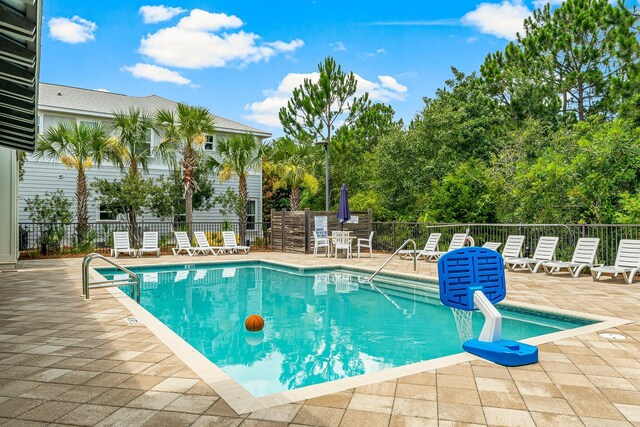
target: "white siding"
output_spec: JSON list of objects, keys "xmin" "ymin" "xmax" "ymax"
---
[
  {"xmin": 19, "ymin": 159, "xmax": 263, "ymax": 224},
  {"xmin": 26, "ymin": 109, "xmax": 264, "ymax": 225}
]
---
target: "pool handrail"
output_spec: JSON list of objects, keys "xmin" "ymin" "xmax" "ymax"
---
[
  {"xmin": 367, "ymin": 239, "xmax": 417, "ymax": 281},
  {"xmin": 82, "ymin": 252, "xmax": 140, "ymax": 303}
]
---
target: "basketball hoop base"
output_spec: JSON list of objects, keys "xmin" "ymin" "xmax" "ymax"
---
[{"xmin": 463, "ymin": 339, "xmax": 538, "ymax": 367}]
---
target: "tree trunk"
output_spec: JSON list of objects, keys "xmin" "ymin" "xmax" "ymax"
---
[
  {"xmin": 76, "ymin": 167, "xmax": 88, "ymax": 243},
  {"xmin": 183, "ymin": 144, "xmax": 194, "ymax": 237},
  {"xmin": 239, "ymin": 175, "xmax": 248, "ymax": 246},
  {"xmin": 128, "ymin": 208, "xmax": 138, "ymax": 247},
  {"xmin": 327, "ymin": 126, "xmax": 332, "ymax": 208},
  {"xmin": 577, "ymin": 80, "xmax": 584, "ymax": 121},
  {"xmin": 290, "ymin": 186, "xmax": 301, "ymax": 211}
]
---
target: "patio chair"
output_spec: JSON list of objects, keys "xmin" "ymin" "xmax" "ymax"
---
[
  {"xmin": 542, "ymin": 238, "xmax": 600, "ymax": 278},
  {"xmin": 221, "ymin": 231, "xmax": 250, "ymax": 254},
  {"xmin": 138, "ymin": 232, "xmax": 160, "ymax": 257},
  {"xmin": 172, "ymin": 231, "xmax": 200, "ymax": 256},
  {"xmin": 313, "ymin": 273, "xmax": 329, "ymax": 296},
  {"xmin": 505, "ymin": 236, "xmax": 559, "ymax": 273},
  {"xmin": 482, "ymin": 242, "xmax": 502, "ymax": 251},
  {"xmin": 333, "ymin": 231, "xmax": 352, "ymax": 259},
  {"xmin": 357, "ymin": 231, "xmax": 374, "ymax": 258},
  {"xmin": 194, "ymin": 231, "xmax": 220, "ymax": 255},
  {"xmin": 113, "ymin": 232, "xmax": 136, "ymax": 258},
  {"xmin": 591, "ymin": 239, "xmax": 640, "ymax": 284},
  {"xmin": 313, "ymin": 231, "xmax": 330, "ymax": 257},
  {"xmin": 424, "ymin": 232, "xmax": 468, "ymax": 261},
  {"xmin": 501, "ymin": 235, "xmax": 525, "ymax": 262},
  {"xmin": 398, "ymin": 233, "xmax": 442, "ymax": 260}
]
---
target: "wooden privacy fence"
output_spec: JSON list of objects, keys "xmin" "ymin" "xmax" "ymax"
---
[{"xmin": 271, "ymin": 209, "xmax": 373, "ymax": 253}]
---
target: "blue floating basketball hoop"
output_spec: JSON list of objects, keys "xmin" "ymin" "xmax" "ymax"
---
[{"xmin": 438, "ymin": 247, "xmax": 538, "ymax": 366}]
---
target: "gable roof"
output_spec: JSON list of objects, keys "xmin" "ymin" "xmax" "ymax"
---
[{"xmin": 38, "ymin": 83, "xmax": 271, "ymax": 137}]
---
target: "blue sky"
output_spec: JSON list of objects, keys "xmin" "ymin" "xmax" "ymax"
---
[{"xmin": 41, "ymin": 0, "xmax": 567, "ymax": 137}]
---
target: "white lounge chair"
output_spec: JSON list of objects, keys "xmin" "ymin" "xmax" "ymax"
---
[
  {"xmin": 424, "ymin": 232, "xmax": 468, "ymax": 261},
  {"xmin": 501, "ymin": 235, "xmax": 525, "ymax": 262},
  {"xmin": 138, "ymin": 232, "xmax": 160, "ymax": 257},
  {"xmin": 333, "ymin": 231, "xmax": 352, "ymax": 259},
  {"xmin": 313, "ymin": 231, "xmax": 330, "ymax": 257},
  {"xmin": 591, "ymin": 239, "xmax": 640, "ymax": 284},
  {"xmin": 505, "ymin": 236, "xmax": 559, "ymax": 273},
  {"xmin": 542, "ymin": 238, "xmax": 600, "ymax": 277},
  {"xmin": 482, "ymin": 242, "xmax": 502, "ymax": 251},
  {"xmin": 357, "ymin": 231, "xmax": 374, "ymax": 258},
  {"xmin": 398, "ymin": 233, "xmax": 442, "ymax": 260},
  {"xmin": 172, "ymin": 231, "xmax": 200, "ymax": 256},
  {"xmin": 194, "ymin": 231, "xmax": 220, "ymax": 255},
  {"xmin": 221, "ymin": 231, "xmax": 250, "ymax": 254},
  {"xmin": 113, "ymin": 232, "xmax": 136, "ymax": 258}
]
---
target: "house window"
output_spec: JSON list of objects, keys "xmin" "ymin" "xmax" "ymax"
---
[
  {"xmin": 98, "ymin": 204, "xmax": 119, "ymax": 221},
  {"xmin": 42, "ymin": 114, "xmax": 75, "ymax": 133},
  {"xmin": 79, "ymin": 120, "xmax": 99, "ymax": 128},
  {"xmin": 142, "ymin": 129, "xmax": 152, "ymax": 156},
  {"xmin": 247, "ymin": 200, "xmax": 256, "ymax": 230},
  {"xmin": 204, "ymin": 135, "xmax": 214, "ymax": 151}
]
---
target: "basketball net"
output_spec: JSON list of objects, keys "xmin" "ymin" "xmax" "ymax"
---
[{"xmin": 451, "ymin": 307, "xmax": 474, "ymax": 343}]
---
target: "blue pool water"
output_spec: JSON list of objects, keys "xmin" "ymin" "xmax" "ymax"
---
[{"xmin": 100, "ymin": 261, "xmax": 594, "ymax": 397}]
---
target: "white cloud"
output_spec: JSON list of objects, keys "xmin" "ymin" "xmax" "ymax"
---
[
  {"xmin": 94, "ymin": 88, "xmax": 110, "ymax": 92},
  {"xmin": 244, "ymin": 72, "xmax": 407, "ymax": 128},
  {"xmin": 461, "ymin": 1, "xmax": 531, "ymax": 40},
  {"xmin": 330, "ymin": 41, "xmax": 347, "ymax": 52},
  {"xmin": 176, "ymin": 9, "xmax": 243, "ymax": 31},
  {"xmin": 122, "ymin": 63, "xmax": 191, "ymax": 85},
  {"xmin": 532, "ymin": 0, "xmax": 564, "ymax": 8},
  {"xmin": 378, "ymin": 76, "xmax": 407, "ymax": 93},
  {"xmin": 139, "ymin": 5, "xmax": 186, "ymax": 24},
  {"xmin": 48, "ymin": 16, "xmax": 97, "ymax": 44},
  {"xmin": 138, "ymin": 8, "xmax": 304, "ymax": 69},
  {"xmin": 376, "ymin": 48, "xmax": 386, "ymax": 54}
]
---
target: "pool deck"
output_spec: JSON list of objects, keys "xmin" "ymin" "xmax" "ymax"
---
[{"xmin": 1, "ymin": 252, "xmax": 639, "ymax": 426}]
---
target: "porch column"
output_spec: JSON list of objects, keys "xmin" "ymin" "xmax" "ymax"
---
[{"xmin": 0, "ymin": 147, "xmax": 18, "ymax": 269}]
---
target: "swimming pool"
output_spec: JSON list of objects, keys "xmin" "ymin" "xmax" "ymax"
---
[{"xmin": 100, "ymin": 261, "xmax": 594, "ymax": 397}]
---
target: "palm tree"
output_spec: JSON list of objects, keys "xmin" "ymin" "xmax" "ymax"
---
[
  {"xmin": 34, "ymin": 121, "xmax": 116, "ymax": 241},
  {"xmin": 154, "ymin": 103, "xmax": 215, "ymax": 228},
  {"xmin": 208, "ymin": 133, "xmax": 263, "ymax": 244},
  {"xmin": 111, "ymin": 108, "xmax": 155, "ymax": 243},
  {"xmin": 267, "ymin": 138, "xmax": 319, "ymax": 211},
  {"xmin": 111, "ymin": 108, "xmax": 154, "ymax": 176}
]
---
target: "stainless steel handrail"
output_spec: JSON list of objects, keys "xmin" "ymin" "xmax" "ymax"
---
[
  {"xmin": 82, "ymin": 253, "xmax": 140, "ymax": 303},
  {"xmin": 367, "ymin": 239, "xmax": 417, "ymax": 281}
]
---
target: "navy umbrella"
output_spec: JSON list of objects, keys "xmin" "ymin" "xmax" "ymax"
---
[{"xmin": 337, "ymin": 184, "xmax": 351, "ymax": 224}]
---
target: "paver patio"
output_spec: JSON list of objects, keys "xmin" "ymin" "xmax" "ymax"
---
[{"xmin": 1, "ymin": 252, "xmax": 639, "ymax": 426}]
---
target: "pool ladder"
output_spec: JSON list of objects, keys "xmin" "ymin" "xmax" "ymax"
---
[
  {"xmin": 82, "ymin": 253, "xmax": 141, "ymax": 303},
  {"xmin": 367, "ymin": 239, "xmax": 417, "ymax": 282}
]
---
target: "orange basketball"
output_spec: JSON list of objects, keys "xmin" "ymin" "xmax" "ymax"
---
[{"xmin": 245, "ymin": 314, "xmax": 265, "ymax": 332}]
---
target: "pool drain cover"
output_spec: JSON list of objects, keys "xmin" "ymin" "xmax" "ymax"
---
[
  {"xmin": 599, "ymin": 332, "xmax": 626, "ymax": 340},
  {"xmin": 125, "ymin": 317, "xmax": 143, "ymax": 326}
]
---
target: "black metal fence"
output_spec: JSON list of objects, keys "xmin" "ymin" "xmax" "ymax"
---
[
  {"xmin": 372, "ymin": 222, "xmax": 640, "ymax": 266},
  {"xmin": 19, "ymin": 221, "xmax": 272, "ymax": 256},
  {"xmin": 19, "ymin": 220, "xmax": 640, "ymax": 265}
]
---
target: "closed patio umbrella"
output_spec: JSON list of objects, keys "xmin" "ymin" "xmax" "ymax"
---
[{"xmin": 337, "ymin": 184, "xmax": 351, "ymax": 224}]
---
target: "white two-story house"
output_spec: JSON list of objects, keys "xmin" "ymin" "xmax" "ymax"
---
[{"xmin": 20, "ymin": 83, "xmax": 270, "ymax": 226}]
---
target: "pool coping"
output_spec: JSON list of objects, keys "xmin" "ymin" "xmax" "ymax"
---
[{"xmin": 92, "ymin": 258, "xmax": 632, "ymax": 414}]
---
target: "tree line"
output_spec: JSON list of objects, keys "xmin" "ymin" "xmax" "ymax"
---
[{"xmin": 264, "ymin": 0, "xmax": 640, "ymax": 224}]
